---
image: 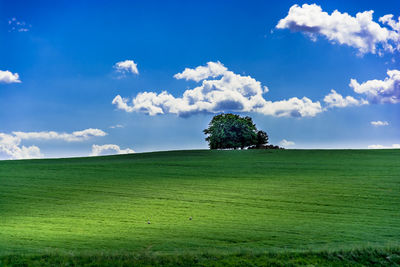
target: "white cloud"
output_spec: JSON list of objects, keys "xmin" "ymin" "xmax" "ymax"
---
[
  {"xmin": 323, "ymin": 89, "xmax": 368, "ymax": 108},
  {"xmin": 280, "ymin": 139, "xmax": 295, "ymax": 147},
  {"xmin": 173, "ymin": 61, "xmax": 228, "ymax": 82},
  {"xmin": 368, "ymin": 144, "xmax": 400, "ymax": 149},
  {"xmin": 0, "ymin": 133, "xmax": 42, "ymax": 160},
  {"xmin": 0, "ymin": 70, "xmax": 21, "ymax": 83},
  {"xmin": 112, "ymin": 95, "xmax": 135, "ymax": 112},
  {"xmin": 112, "ymin": 61, "xmax": 323, "ymax": 118},
  {"xmin": 0, "ymin": 128, "xmax": 107, "ymax": 160},
  {"xmin": 349, "ymin": 70, "xmax": 400, "ymax": 103},
  {"xmin": 256, "ymin": 97, "xmax": 322, "ymax": 117},
  {"xmin": 380, "ymin": 14, "xmax": 400, "ymax": 32},
  {"xmin": 276, "ymin": 4, "xmax": 400, "ymax": 55},
  {"xmin": 12, "ymin": 128, "xmax": 107, "ymax": 142},
  {"xmin": 90, "ymin": 144, "xmax": 134, "ymax": 156},
  {"xmin": 371, "ymin": 121, "xmax": 389, "ymax": 126},
  {"xmin": 114, "ymin": 60, "xmax": 139, "ymax": 75},
  {"xmin": 109, "ymin": 124, "xmax": 124, "ymax": 129}
]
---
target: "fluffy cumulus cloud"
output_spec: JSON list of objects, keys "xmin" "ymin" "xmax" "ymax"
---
[
  {"xmin": 173, "ymin": 61, "xmax": 229, "ymax": 82},
  {"xmin": 371, "ymin": 120, "xmax": 389, "ymax": 126},
  {"xmin": 349, "ymin": 70, "xmax": 400, "ymax": 103},
  {"xmin": 380, "ymin": 15, "xmax": 400, "ymax": 32},
  {"xmin": 90, "ymin": 144, "xmax": 134, "ymax": 156},
  {"xmin": 12, "ymin": 128, "xmax": 107, "ymax": 142},
  {"xmin": 0, "ymin": 70, "xmax": 21, "ymax": 83},
  {"xmin": 0, "ymin": 133, "xmax": 42, "ymax": 160},
  {"xmin": 112, "ymin": 61, "xmax": 323, "ymax": 118},
  {"xmin": 368, "ymin": 144, "xmax": 400, "ymax": 149},
  {"xmin": 323, "ymin": 89, "xmax": 368, "ymax": 108},
  {"xmin": 276, "ymin": 4, "xmax": 400, "ymax": 55},
  {"xmin": 114, "ymin": 60, "xmax": 139, "ymax": 75},
  {"xmin": 280, "ymin": 139, "xmax": 295, "ymax": 147}
]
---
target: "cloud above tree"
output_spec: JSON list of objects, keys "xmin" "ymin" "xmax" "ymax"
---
[{"xmin": 112, "ymin": 61, "xmax": 323, "ymax": 118}]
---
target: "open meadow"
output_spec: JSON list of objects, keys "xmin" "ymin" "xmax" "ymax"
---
[{"xmin": 1, "ymin": 149, "xmax": 400, "ymax": 266}]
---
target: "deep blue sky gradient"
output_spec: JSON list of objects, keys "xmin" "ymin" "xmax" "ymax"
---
[{"xmin": 1, "ymin": 0, "xmax": 399, "ymax": 157}]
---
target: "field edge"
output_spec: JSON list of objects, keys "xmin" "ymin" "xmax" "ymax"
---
[{"xmin": 1, "ymin": 247, "xmax": 400, "ymax": 266}]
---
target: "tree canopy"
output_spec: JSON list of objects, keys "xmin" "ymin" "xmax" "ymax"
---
[
  {"xmin": 256, "ymin": 130, "xmax": 269, "ymax": 148},
  {"xmin": 203, "ymin": 113, "xmax": 268, "ymax": 149}
]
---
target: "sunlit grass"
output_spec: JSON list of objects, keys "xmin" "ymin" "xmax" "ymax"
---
[{"xmin": 1, "ymin": 149, "xmax": 399, "ymax": 265}]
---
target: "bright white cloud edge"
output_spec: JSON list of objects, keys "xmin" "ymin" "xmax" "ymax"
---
[
  {"xmin": 276, "ymin": 3, "xmax": 400, "ymax": 55},
  {"xmin": 323, "ymin": 89, "xmax": 368, "ymax": 108},
  {"xmin": 0, "ymin": 133, "xmax": 42, "ymax": 160},
  {"xmin": 113, "ymin": 61, "xmax": 369, "ymax": 118},
  {"xmin": 114, "ymin": 60, "xmax": 139, "ymax": 75},
  {"xmin": 12, "ymin": 128, "xmax": 107, "ymax": 142},
  {"xmin": 0, "ymin": 70, "xmax": 21, "ymax": 83},
  {"xmin": 371, "ymin": 121, "xmax": 389, "ymax": 126},
  {"xmin": 350, "ymin": 70, "xmax": 400, "ymax": 104},
  {"xmin": 0, "ymin": 129, "xmax": 107, "ymax": 160},
  {"xmin": 90, "ymin": 144, "xmax": 134, "ymax": 156},
  {"xmin": 112, "ymin": 61, "xmax": 328, "ymax": 118}
]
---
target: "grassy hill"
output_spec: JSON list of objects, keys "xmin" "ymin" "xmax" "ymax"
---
[{"xmin": 1, "ymin": 149, "xmax": 400, "ymax": 266}]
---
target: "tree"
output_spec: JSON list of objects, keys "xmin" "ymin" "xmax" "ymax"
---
[
  {"xmin": 256, "ymin": 130, "xmax": 269, "ymax": 147},
  {"xmin": 203, "ymin": 113, "xmax": 267, "ymax": 149}
]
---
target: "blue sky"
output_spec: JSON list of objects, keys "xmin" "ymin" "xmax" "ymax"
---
[{"xmin": 0, "ymin": 0, "xmax": 399, "ymax": 159}]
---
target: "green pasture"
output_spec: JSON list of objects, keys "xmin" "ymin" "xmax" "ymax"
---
[{"xmin": 1, "ymin": 149, "xmax": 399, "ymax": 265}]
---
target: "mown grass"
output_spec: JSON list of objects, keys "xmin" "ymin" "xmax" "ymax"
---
[
  {"xmin": 1, "ymin": 149, "xmax": 399, "ymax": 265},
  {"xmin": 1, "ymin": 248, "xmax": 400, "ymax": 266}
]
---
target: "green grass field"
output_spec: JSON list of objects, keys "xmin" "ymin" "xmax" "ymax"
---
[{"xmin": 1, "ymin": 149, "xmax": 400, "ymax": 266}]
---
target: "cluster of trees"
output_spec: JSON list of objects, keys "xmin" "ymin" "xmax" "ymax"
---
[{"xmin": 203, "ymin": 113, "xmax": 270, "ymax": 149}]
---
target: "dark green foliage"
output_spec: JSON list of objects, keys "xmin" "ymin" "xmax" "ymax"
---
[
  {"xmin": 1, "ymin": 248, "xmax": 400, "ymax": 266},
  {"xmin": 256, "ymin": 130, "xmax": 269, "ymax": 147},
  {"xmin": 204, "ymin": 113, "xmax": 264, "ymax": 149}
]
